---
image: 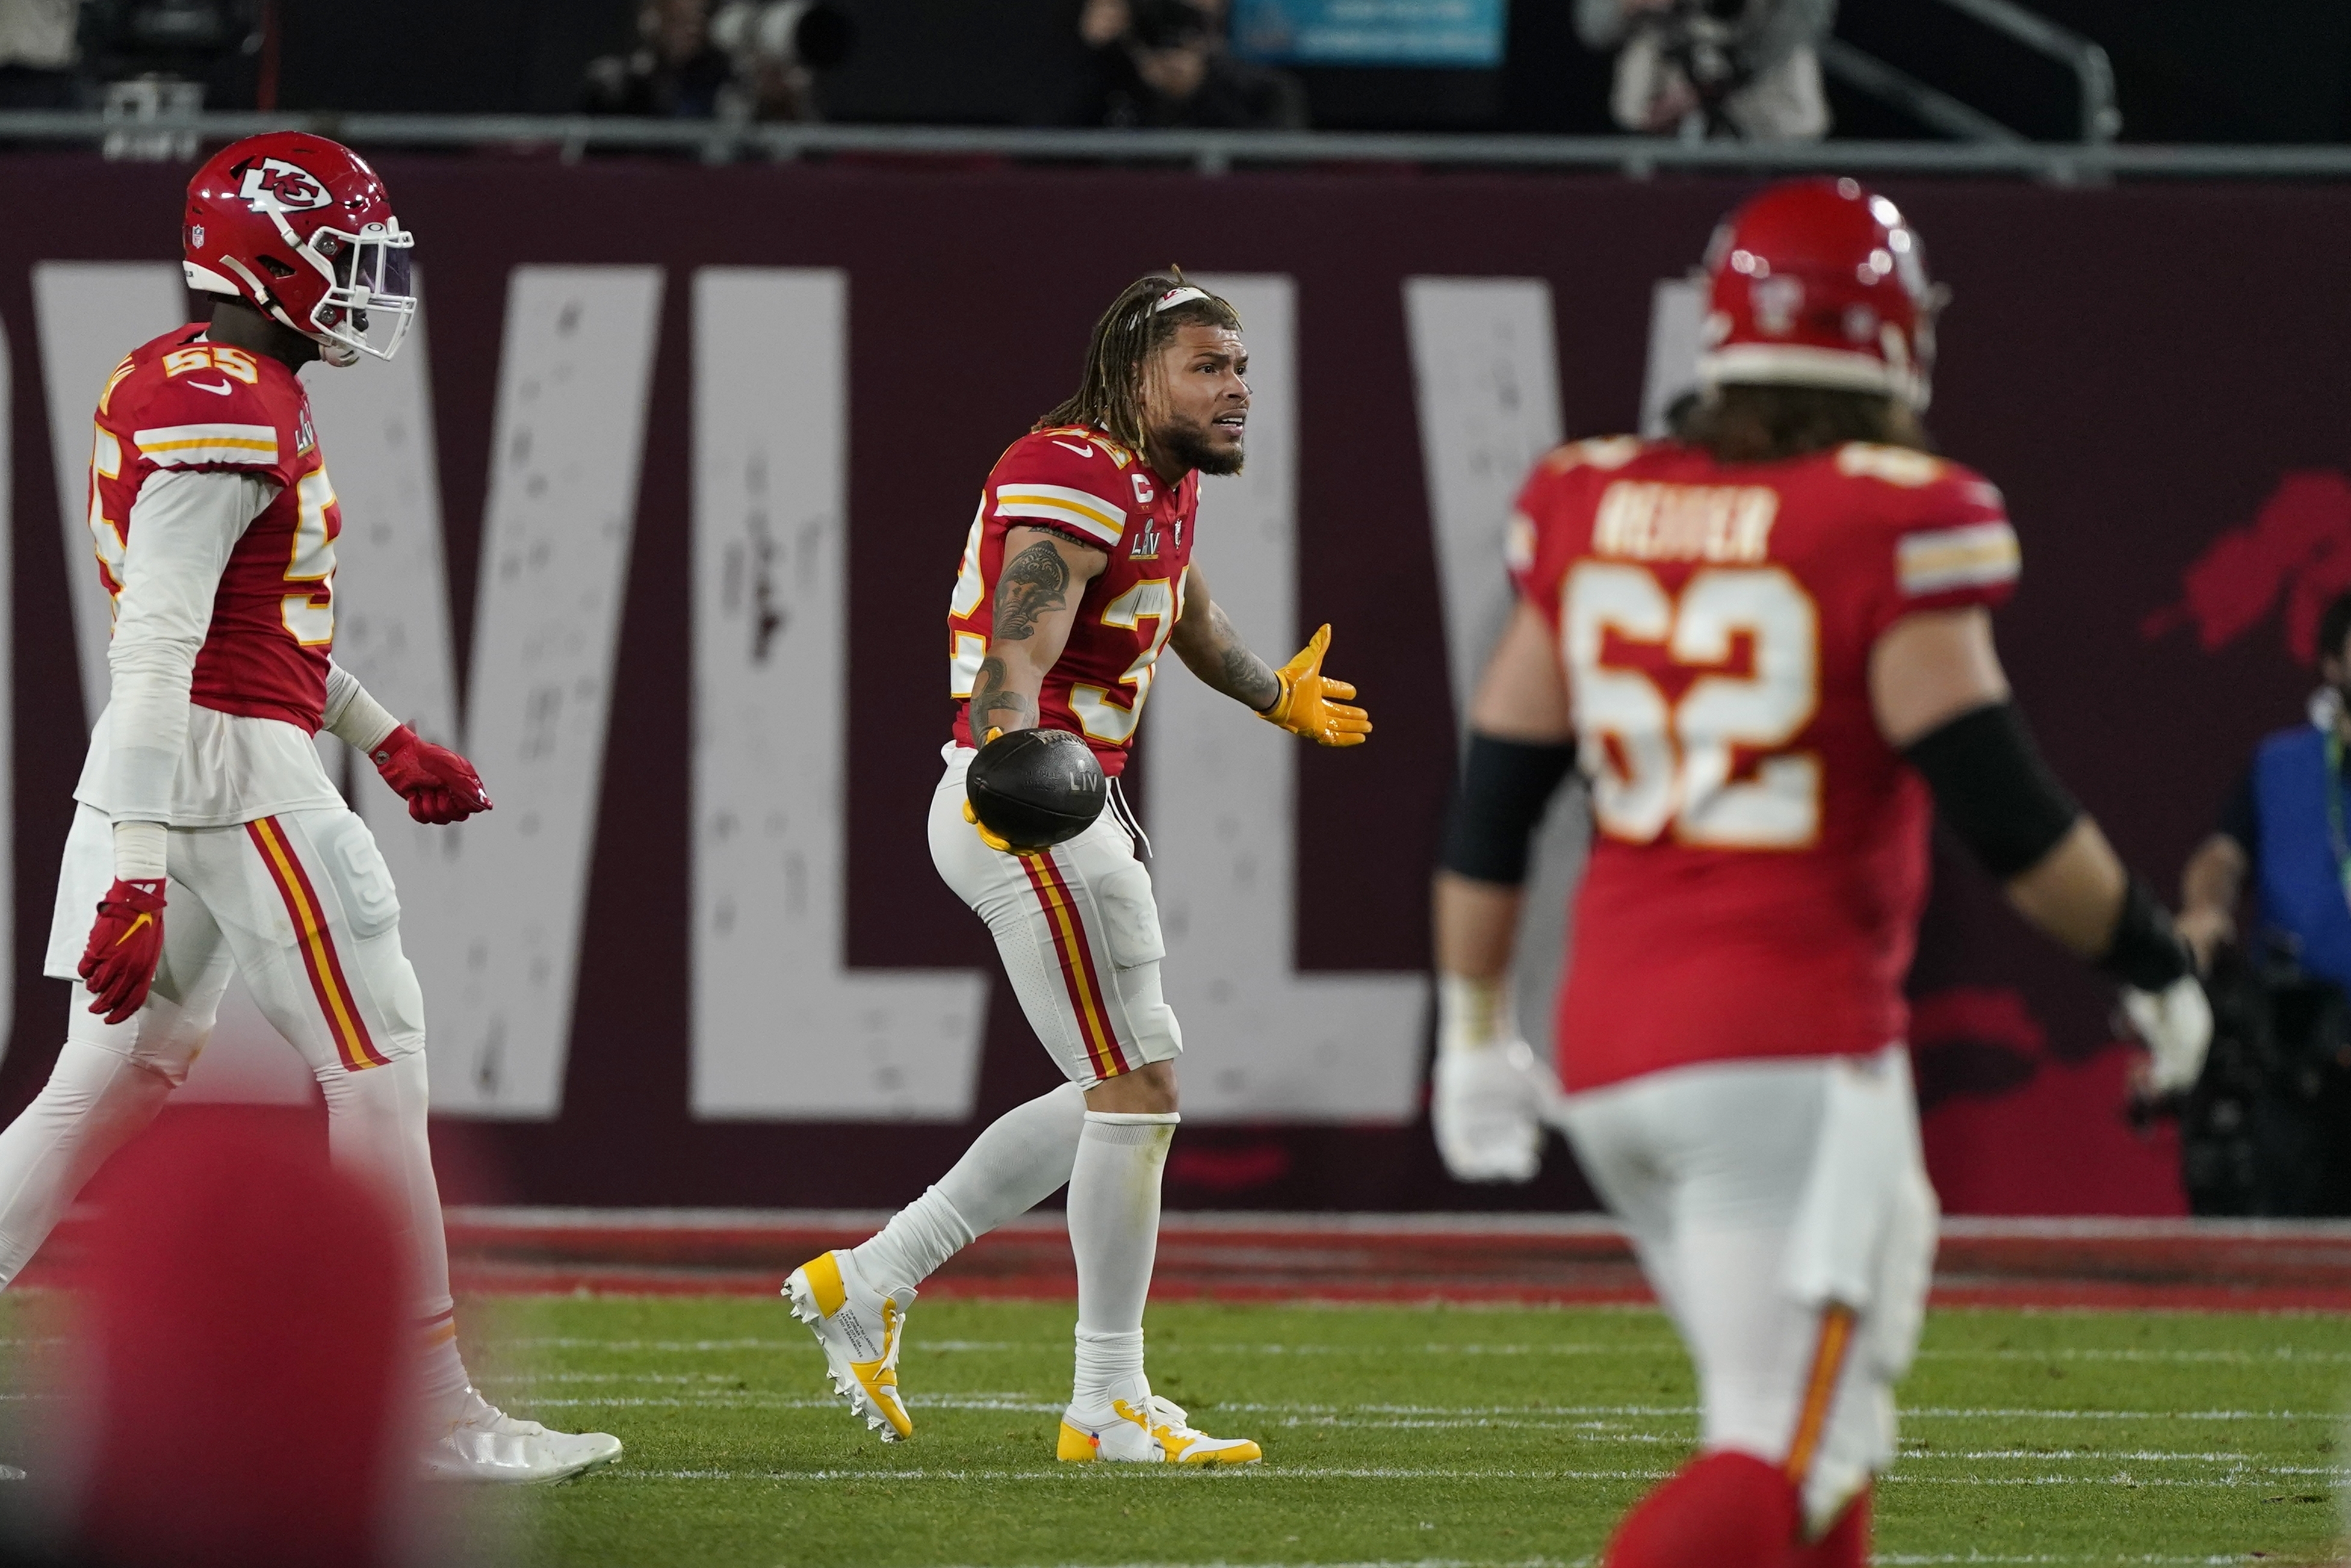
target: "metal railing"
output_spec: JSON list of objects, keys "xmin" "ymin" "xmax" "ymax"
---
[
  {"xmin": 1819, "ymin": 0, "xmax": 2119, "ymax": 148},
  {"xmin": 1817, "ymin": 39, "xmax": 2025, "ymax": 146},
  {"xmin": 1936, "ymin": 0, "xmax": 2120, "ymax": 144},
  {"xmin": 0, "ymin": 110, "xmax": 2344, "ymax": 183}
]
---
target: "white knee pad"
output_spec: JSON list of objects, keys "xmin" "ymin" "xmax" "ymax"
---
[
  {"xmin": 1109, "ymin": 960, "xmax": 1183, "ymax": 1064},
  {"xmin": 303, "ymin": 813, "xmax": 427, "ymax": 1055},
  {"xmin": 1095, "ymin": 861, "xmax": 1182, "ymax": 1064}
]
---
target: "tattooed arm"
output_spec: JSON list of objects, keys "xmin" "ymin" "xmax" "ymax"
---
[
  {"xmin": 969, "ymin": 526, "xmax": 1109, "ymax": 736},
  {"xmin": 1168, "ymin": 561, "xmax": 1283, "ymax": 712}
]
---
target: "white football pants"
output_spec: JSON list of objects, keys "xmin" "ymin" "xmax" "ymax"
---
[
  {"xmin": 0, "ymin": 804, "xmax": 453, "ymax": 1340},
  {"xmin": 928, "ymin": 745, "xmax": 1182, "ymax": 1088},
  {"xmin": 1560, "ymin": 1045, "xmax": 1937, "ymax": 1532}
]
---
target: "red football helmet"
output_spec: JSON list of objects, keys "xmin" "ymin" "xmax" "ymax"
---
[
  {"xmin": 182, "ymin": 132, "xmax": 415, "ymax": 367},
  {"xmin": 1697, "ymin": 176, "xmax": 1945, "ymax": 411}
]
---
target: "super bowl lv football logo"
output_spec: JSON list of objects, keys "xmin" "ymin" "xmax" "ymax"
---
[{"xmin": 233, "ymin": 156, "xmax": 330, "ymax": 215}]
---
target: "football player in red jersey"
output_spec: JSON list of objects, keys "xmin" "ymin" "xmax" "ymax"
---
[
  {"xmin": 787, "ymin": 273, "xmax": 1368, "ymax": 1464},
  {"xmin": 0, "ymin": 134, "xmax": 619, "ymax": 1483},
  {"xmin": 1430, "ymin": 180, "xmax": 2210, "ymax": 1566}
]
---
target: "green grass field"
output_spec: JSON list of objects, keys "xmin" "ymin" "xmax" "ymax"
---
[{"xmin": 424, "ymin": 1294, "xmax": 2351, "ymax": 1567}]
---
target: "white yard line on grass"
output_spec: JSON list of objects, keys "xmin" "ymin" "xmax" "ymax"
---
[
  {"xmin": 1875, "ymin": 1557, "xmax": 2264, "ymax": 1566},
  {"xmin": 914, "ymin": 1561, "xmax": 1591, "ymax": 1568},
  {"xmin": 1898, "ymin": 1450, "xmax": 2252, "ymax": 1463},
  {"xmin": 590, "ymin": 1464, "xmax": 2345, "ymax": 1491},
  {"xmin": 1917, "ymin": 1346, "xmax": 2351, "ymax": 1365},
  {"xmin": 491, "ymin": 1384, "xmax": 2344, "ymax": 1427},
  {"xmin": 896, "ymin": 1560, "xmax": 2266, "ymax": 1568},
  {"xmin": 610, "ymin": 1467, "xmax": 1665, "ymax": 1482},
  {"xmin": 490, "ymin": 1337, "xmax": 2351, "ymax": 1368}
]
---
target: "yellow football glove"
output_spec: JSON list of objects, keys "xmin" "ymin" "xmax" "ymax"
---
[
  {"xmin": 962, "ymin": 798, "xmax": 1020, "ymax": 854},
  {"xmin": 964, "ymin": 728, "xmax": 1030, "ymax": 854},
  {"xmin": 1257, "ymin": 625, "xmax": 1371, "ymax": 747}
]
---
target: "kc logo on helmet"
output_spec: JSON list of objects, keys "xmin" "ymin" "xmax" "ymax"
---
[
  {"xmin": 1751, "ymin": 276, "xmax": 1804, "ymax": 338},
  {"xmin": 233, "ymin": 156, "xmax": 330, "ymax": 215}
]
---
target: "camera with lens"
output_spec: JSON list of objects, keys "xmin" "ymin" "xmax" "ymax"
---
[{"xmin": 2178, "ymin": 940, "xmax": 2351, "ymax": 1216}]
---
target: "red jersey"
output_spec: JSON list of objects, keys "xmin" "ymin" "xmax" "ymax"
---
[
  {"xmin": 947, "ymin": 424, "xmax": 1199, "ymax": 775},
  {"xmin": 86, "ymin": 324, "xmax": 341, "ymax": 732},
  {"xmin": 1508, "ymin": 436, "xmax": 2021, "ymax": 1091}
]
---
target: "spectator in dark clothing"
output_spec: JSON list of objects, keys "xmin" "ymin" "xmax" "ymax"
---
[
  {"xmin": 1079, "ymin": 0, "xmax": 1307, "ymax": 129},
  {"xmin": 0, "ymin": 0, "xmax": 79, "ymax": 108},
  {"xmin": 583, "ymin": 0, "xmax": 738, "ymax": 119},
  {"xmin": 2176, "ymin": 590, "xmax": 2351, "ymax": 990}
]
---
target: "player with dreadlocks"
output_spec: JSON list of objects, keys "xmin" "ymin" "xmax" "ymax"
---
[{"xmin": 783, "ymin": 271, "xmax": 1369, "ymax": 1463}]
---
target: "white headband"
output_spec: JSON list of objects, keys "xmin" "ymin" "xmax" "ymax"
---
[{"xmin": 1153, "ymin": 285, "xmax": 1209, "ymax": 312}]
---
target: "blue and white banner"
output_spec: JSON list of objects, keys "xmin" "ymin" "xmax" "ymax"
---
[{"xmin": 1233, "ymin": 0, "xmax": 1508, "ymax": 67}]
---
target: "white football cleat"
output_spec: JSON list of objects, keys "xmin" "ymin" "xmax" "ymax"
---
[
  {"xmin": 1058, "ymin": 1393, "xmax": 1262, "ymax": 1465},
  {"xmin": 784, "ymin": 1248, "xmax": 914, "ymax": 1442},
  {"xmin": 421, "ymin": 1387, "xmax": 621, "ymax": 1484}
]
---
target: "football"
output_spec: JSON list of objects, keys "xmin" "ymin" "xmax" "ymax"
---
[{"xmin": 965, "ymin": 728, "xmax": 1107, "ymax": 851}]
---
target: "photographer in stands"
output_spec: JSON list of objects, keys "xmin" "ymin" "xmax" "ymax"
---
[
  {"xmin": 2171, "ymin": 588, "xmax": 2351, "ymax": 1214},
  {"xmin": 1078, "ymin": 0, "xmax": 1307, "ymax": 129},
  {"xmin": 1575, "ymin": 0, "xmax": 1832, "ymax": 141}
]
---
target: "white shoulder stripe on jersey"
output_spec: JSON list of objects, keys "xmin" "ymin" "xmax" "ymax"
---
[
  {"xmin": 996, "ymin": 482, "xmax": 1126, "ymax": 547},
  {"xmin": 1898, "ymin": 519, "xmax": 2020, "ymax": 596},
  {"xmin": 132, "ymin": 421, "xmax": 280, "ymax": 468}
]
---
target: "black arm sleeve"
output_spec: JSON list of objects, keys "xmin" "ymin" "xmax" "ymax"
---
[
  {"xmin": 1901, "ymin": 699, "xmax": 2082, "ymax": 879},
  {"xmin": 1439, "ymin": 732, "xmax": 1579, "ymax": 885},
  {"xmin": 1905, "ymin": 702, "xmax": 2190, "ymax": 990}
]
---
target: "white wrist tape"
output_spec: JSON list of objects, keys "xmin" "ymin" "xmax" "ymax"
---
[
  {"xmin": 321, "ymin": 662, "xmax": 401, "ymax": 754},
  {"xmin": 111, "ymin": 819, "xmax": 168, "ymax": 882},
  {"xmin": 1437, "ymin": 972, "xmax": 1516, "ymax": 1055}
]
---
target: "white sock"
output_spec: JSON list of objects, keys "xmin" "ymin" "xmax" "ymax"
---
[
  {"xmin": 0, "ymin": 1043, "xmax": 174, "ymax": 1287},
  {"xmin": 853, "ymin": 1083, "xmax": 1086, "ymax": 1296},
  {"xmin": 1067, "ymin": 1110, "xmax": 1177, "ymax": 1410},
  {"xmin": 850, "ymin": 1186, "xmax": 973, "ymax": 1299},
  {"xmin": 319, "ymin": 1050, "xmax": 470, "ymax": 1412}
]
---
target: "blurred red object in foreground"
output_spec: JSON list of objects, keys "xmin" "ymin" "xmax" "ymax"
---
[{"xmin": 75, "ymin": 1107, "xmax": 412, "ymax": 1568}]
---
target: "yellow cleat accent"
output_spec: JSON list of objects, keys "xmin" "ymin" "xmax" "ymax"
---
[
  {"xmin": 1056, "ymin": 1421, "xmax": 1101, "ymax": 1461},
  {"xmin": 783, "ymin": 1250, "xmax": 914, "ymax": 1442},
  {"xmin": 1056, "ymin": 1394, "xmax": 1261, "ymax": 1464},
  {"xmin": 800, "ymin": 1248, "xmax": 847, "ymax": 1317}
]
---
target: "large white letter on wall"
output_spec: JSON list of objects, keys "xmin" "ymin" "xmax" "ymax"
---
[
  {"xmin": 35, "ymin": 264, "xmax": 305, "ymax": 1097},
  {"xmin": 321, "ymin": 268, "xmax": 664, "ymax": 1117},
  {"xmin": 303, "ymin": 274, "xmax": 460, "ymax": 752},
  {"xmin": 0, "ymin": 314, "xmax": 16, "ymax": 1063},
  {"xmin": 1403, "ymin": 277, "xmax": 1586, "ymax": 1063},
  {"xmin": 31, "ymin": 262, "xmax": 184, "ymax": 725},
  {"xmin": 1403, "ymin": 275, "xmax": 1712, "ymax": 1066},
  {"xmin": 688, "ymin": 268, "xmax": 990, "ymax": 1119},
  {"xmin": 398, "ymin": 267, "xmax": 663, "ymax": 1115},
  {"xmin": 1148, "ymin": 273, "xmax": 1428, "ymax": 1121}
]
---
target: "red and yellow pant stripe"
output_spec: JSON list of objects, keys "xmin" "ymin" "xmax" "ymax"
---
[
  {"xmin": 247, "ymin": 816, "xmax": 388, "ymax": 1072},
  {"xmin": 1020, "ymin": 850, "xmax": 1131, "ymax": 1081},
  {"xmin": 1783, "ymin": 1301, "xmax": 1858, "ymax": 1487}
]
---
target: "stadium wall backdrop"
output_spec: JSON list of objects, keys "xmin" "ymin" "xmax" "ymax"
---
[{"xmin": 0, "ymin": 158, "xmax": 2341, "ymax": 1216}]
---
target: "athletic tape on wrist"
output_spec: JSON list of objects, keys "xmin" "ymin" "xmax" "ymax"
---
[
  {"xmin": 1437, "ymin": 972, "xmax": 1516, "ymax": 1052},
  {"xmin": 111, "ymin": 819, "xmax": 169, "ymax": 881}
]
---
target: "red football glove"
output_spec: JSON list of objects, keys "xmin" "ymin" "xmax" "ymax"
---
[
  {"xmin": 79, "ymin": 878, "xmax": 167, "ymax": 1024},
  {"xmin": 368, "ymin": 725, "xmax": 492, "ymax": 825}
]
